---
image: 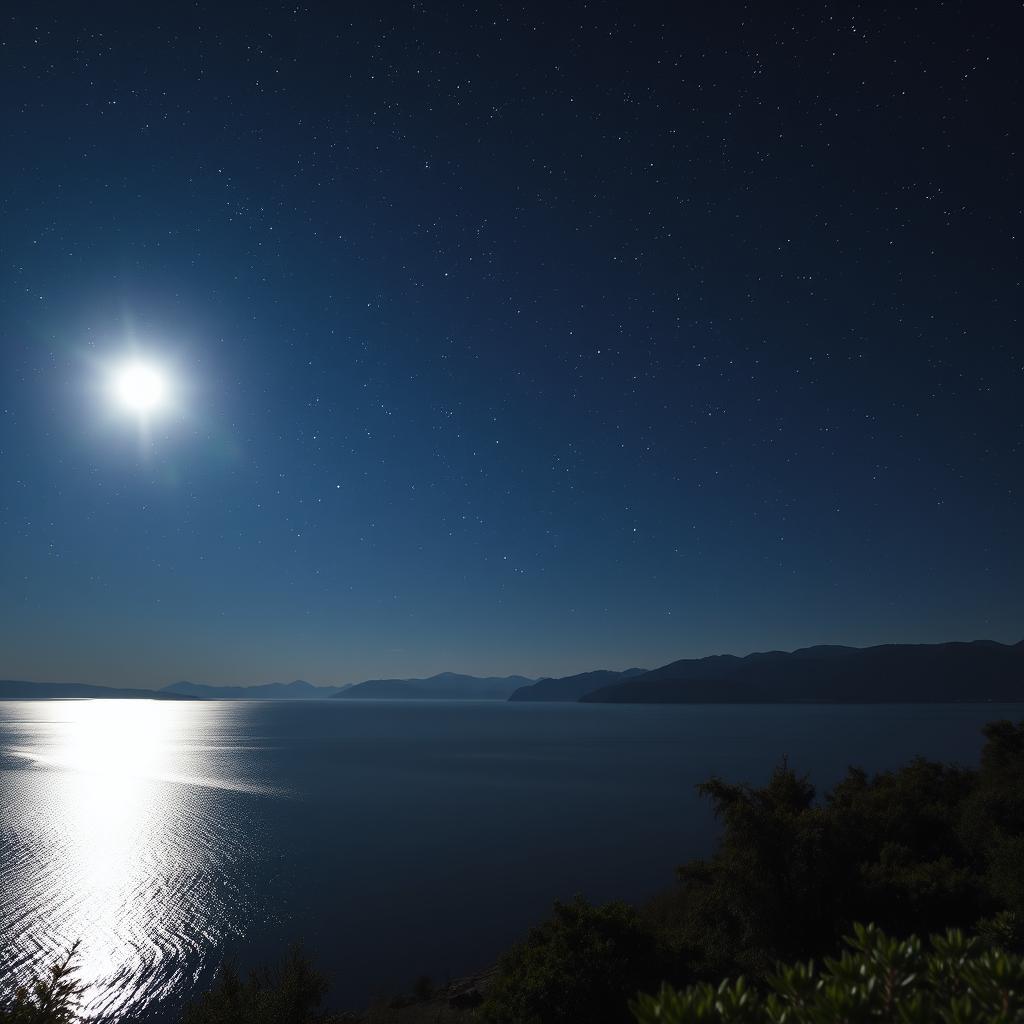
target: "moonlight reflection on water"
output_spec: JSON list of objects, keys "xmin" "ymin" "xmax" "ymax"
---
[
  {"xmin": 1, "ymin": 698, "xmax": 1014, "ymax": 1021},
  {"xmin": 0, "ymin": 701, "xmax": 273, "ymax": 1021}
]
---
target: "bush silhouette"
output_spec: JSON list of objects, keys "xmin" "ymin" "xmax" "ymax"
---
[
  {"xmin": 631, "ymin": 923, "xmax": 1024, "ymax": 1023},
  {"xmin": 658, "ymin": 720, "xmax": 1024, "ymax": 982},
  {"xmin": 480, "ymin": 896, "xmax": 670, "ymax": 1024}
]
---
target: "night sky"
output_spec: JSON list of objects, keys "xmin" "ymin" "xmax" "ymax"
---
[{"xmin": 0, "ymin": 3, "xmax": 1020, "ymax": 688}]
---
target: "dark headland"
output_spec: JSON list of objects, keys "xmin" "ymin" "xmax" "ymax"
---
[{"xmin": 569, "ymin": 640, "xmax": 1024, "ymax": 704}]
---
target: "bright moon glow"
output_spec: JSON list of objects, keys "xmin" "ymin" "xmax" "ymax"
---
[{"xmin": 111, "ymin": 360, "xmax": 169, "ymax": 415}]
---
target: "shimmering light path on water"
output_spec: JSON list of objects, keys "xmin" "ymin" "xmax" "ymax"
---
[
  {"xmin": 0, "ymin": 701, "xmax": 280, "ymax": 1020},
  {"xmin": 0, "ymin": 699, "xmax": 1015, "ymax": 1020}
]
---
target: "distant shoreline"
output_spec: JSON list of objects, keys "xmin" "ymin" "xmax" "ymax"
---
[{"xmin": 4, "ymin": 638, "xmax": 1022, "ymax": 704}]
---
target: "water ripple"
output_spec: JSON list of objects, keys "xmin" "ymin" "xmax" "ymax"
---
[{"xmin": 0, "ymin": 701, "xmax": 279, "ymax": 1022}]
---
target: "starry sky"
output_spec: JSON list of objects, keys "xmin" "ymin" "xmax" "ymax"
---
[{"xmin": 0, "ymin": 3, "xmax": 1020, "ymax": 688}]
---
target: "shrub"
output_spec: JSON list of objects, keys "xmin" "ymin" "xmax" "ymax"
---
[
  {"xmin": 660, "ymin": 721, "xmax": 1024, "ymax": 979},
  {"xmin": 631, "ymin": 923, "xmax": 1024, "ymax": 1023},
  {"xmin": 481, "ymin": 896, "xmax": 671, "ymax": 1024}
]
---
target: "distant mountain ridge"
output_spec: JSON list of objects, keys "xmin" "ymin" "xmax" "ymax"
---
[
  {"xmin": 4, "ymin": 641, "xmax": 1021, "ymax": 703},
  {"xmin": 579, "ymin": 641, "xmax": 1024, "ymax": 704},
  {"xmin": 0, "ymin": 679, "xmax": 197, "ymax": 700},
  {"xmin": 336, "ymin": 672, "xmax": 534, "ymax": 701},
  {"xmin": 161, "ymin": 679, "xmax": 348, "ymax": 700},
  {"xmin": 508, "ymin": 668, "xmax": 648, "ymax": 702},
  {"xmin": 0, "ymin": 674, "xmax": 534, "ymax": 702}
]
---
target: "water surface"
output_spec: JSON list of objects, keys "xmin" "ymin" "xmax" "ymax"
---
[{"xmin": 0, "ymin": 699, "xmax": 1015, "ymax": 1019}]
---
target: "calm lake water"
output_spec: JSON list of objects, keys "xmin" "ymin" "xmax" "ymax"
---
[{"xmin": 0, "ymin": 699, "xmax": 1017, "ymax": 1020}]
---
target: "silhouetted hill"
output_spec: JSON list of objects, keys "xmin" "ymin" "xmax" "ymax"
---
[
  {"xmin": 580, "ymin": 641, "xmax": 1024, "ymax": 703},
  {"xmin": 0, "ymin": 679, "xmax": 197, "ymax": 700},
  {"xmin": 508, "ymin": 668, "xmax": 648, "ymax": 702},
  {"xmin": 336, "ymin": 679, "xmax": 421, "ymax": 699},
  {"xmin": 335, "ymin": 672, "xmax": 533, "ymax": 700},
  {"xmin": 634, "ymin": 645, "xmax": 858, "ymax": 684},
  {"xmin": 162, "ymin": 679, "xmax": 349, "ymax": 699}
]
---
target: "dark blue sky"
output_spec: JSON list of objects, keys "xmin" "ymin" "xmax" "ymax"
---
[{"xmin": 1, "ymin": 3, "xmax": 1020, "ymax": 687}]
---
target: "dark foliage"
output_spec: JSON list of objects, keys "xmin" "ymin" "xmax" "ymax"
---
[
  {"xmin": 480, "ymin": 897, "xmax": 670, "ymax": 1024},
  {"xmin": 182, "ymin": 946, "xmax": 329, "ymax": 1024},
  {"xmin": 0, "ymin": 943, "xmax": 83, "ymax": 1024},
  {"xmin": 632, "ymin": 923, "xmax": 1024, "ymax": 1023},
  {"xmin": 486, "ymin": 720, "xmax": 1024, "ymax": 1023},
  {"xmin": 660, "ymin": 719, "xmax": 1024, "ymax": 982}
]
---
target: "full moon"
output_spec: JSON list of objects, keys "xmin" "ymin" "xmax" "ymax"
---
[{"xmin": 111, "ymin": 360, "xmax": 170, "ymax": 415}]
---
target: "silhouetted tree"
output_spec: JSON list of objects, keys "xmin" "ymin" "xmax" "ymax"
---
[
  {"xmin": 182, "ymin": 946, "xmax": 329, "ymax": 1024},
  {"xmin": 481, "ymin": 896, "xmax": 670, "ymax": 1024},
  {"xmin": 0, "ymin": 942, "xmax": 83, "ymax": 1024},
  {"xmin": 658, "ymin": 719, "xmax": 1024, "ymax": 982}
]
